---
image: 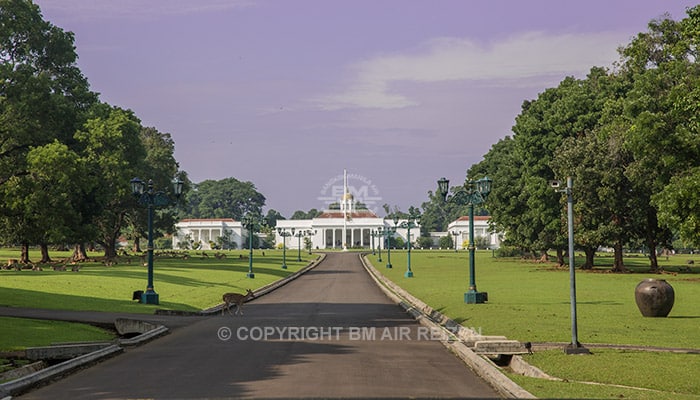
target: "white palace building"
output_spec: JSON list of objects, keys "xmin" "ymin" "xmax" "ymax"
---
[{"xmin": 172, "ymin": 172, "xmax": 501, "ymax": 251}]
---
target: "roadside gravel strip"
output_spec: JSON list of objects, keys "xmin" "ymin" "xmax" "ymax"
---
[{"xmin": 359, "ymin": 253, "xmax": 536, "ymax": 399}]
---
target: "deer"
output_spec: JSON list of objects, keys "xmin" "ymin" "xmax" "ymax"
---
[{"xmin": 222, "ymin": 289, "xmax": 255, "ymax": 316}]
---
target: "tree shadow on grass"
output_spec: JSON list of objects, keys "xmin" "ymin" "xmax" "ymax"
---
[
  {"xmin": 575, "ymin": 300, "xmax": 624, "ymax": 306},
  {"xmin": 0, "ymin": 286, "xmax": 198, "ymax": 314}
]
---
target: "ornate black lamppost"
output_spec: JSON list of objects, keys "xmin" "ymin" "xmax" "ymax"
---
[
  {"xmin": 437, "ymin": 176, "xmax": 491, "ymax": 304},
  {"xmin": 375, "ymin": 228, "xmax": 384, "ymax": 263},
  {"xmin": 242, "ymin": 212, "xmax": 264, "ymax": 278},
  {"xmin": 379, "ymin": 219, "xmax": 398, "ymax": 268},
  {"xmin": 293, "ymin": 229, "xmax": 315, "ymax": 261},
  {"xmin": 398, "ymin": 213, "xmax": 420, "ymax": 278},
  {"xmin": 277, "ymin": 227, "xmax": 292, "ymax": 269},
  {"xmin": 130, "ymin": 177, "xmax": 183, "ymax": 305}
]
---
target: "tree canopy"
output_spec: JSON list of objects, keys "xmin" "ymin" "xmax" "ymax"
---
[
  {"xmin": 183, "ymin": 177, "xmax": 266, "ymax": 221},
  {"xmin": 470, "ymin": 7, "xmax": 700, "ymax": 270}
]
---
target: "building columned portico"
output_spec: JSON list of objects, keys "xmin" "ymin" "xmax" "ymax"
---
[
  {"xmin": 275, "ymin": 210, "xmax": 392, "ymax": 250},
  {"xmin": 172, "ymin": 218, "xmax": 244, "ymax": 250},
  {"xmin": 446, "ymin": 216, "xmax": 501, "ymax": 250}
]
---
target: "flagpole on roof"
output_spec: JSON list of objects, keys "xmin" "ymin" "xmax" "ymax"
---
[{"xmin": 343, "ymin": 169, "xmax": 348, "ymax": 251}]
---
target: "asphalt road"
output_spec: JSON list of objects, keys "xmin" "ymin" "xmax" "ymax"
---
[{"xmin": 19, "ymin": 252, "xmax": 500, "ymax": 399}]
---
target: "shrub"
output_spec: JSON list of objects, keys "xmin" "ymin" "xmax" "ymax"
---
[
  {"xmin": 439, "ymin": 235, "xmax": 454, "ymax": 249},
  {"xmin": 495, "ymin": 245, "xmax": 522, "ymax": 257}
]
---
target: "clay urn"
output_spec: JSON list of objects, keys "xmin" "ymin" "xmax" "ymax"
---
[{"xmin": 635, "ymin": 278, "xmax": 675, "ymax": 317}]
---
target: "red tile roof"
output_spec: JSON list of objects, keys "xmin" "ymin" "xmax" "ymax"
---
[
  {"xmin": 455, "ymin": 216, "xmax": 490, "ymax": 221},
  {"xmin": 178, "ymin": 218, "xmax": 236, "ymax": 223},
  {"xmin": 316, "ymin": 210, "xmax": 379, "ymax": 219}
]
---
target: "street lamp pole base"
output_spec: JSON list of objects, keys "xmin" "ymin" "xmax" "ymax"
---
[
  {"xmin": 564, "ymin": 342, "xmax": 591, "ymax": 355},
  {"xmin": 386, "ymin": 263, "xmax": 392, "ymax": 269},
  {"xmin": 246, "ymin": 273, "xmax": 255, "ymax": 279},
  {"xmin": 404, "ymin": 271, "xmax": 413, "ymax": 278},
  {"xmin": 464, "ymin": 291, "xmax": 488, "ymax": 304},
  {"xmin": 141, "ymin": 290, "xmax": 159, "ymax": 305},
  {"xmin": 281, "ymin": 264, "xmax": 287, "ymax": 269}
]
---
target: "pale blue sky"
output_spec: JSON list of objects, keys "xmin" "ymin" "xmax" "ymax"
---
[{"xmin": 35, "ymin": 0, "xmax": 696, "ymax": 217}]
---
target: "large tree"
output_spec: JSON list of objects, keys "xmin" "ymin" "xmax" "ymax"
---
[
  {"xmin": 184, "ymin": 177, "xmax": 265, "ymax": 220},
  {"xmin": 0, "ymin": 0, "xmax": 96, "ymax": 258},
  {"xmin": 74, "ymin": 105, "xmax": 147, "ymax": 258},
  {"xmin": 475, "ymin": 71, "xmax": 609, "ymax": 260},
  {"xmin": 617, "ymin": 11, "xmax": 699, "ymax": 269},
  {"xmin": 551, "ymin": 131, "xmax": 637, "ymax": 270},
  {"xmin": 0, "ymin": 141, "xmax": 93, "ymax": 263},
  {"xmin": 126, "ymin": 126, "xmax": 181, "ymax": 253},
  {"xmin": 0, "ymin": 0, "xmax": 95, "ymax": 186}
]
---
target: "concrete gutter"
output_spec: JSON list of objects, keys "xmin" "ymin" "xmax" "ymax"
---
[
  {"xmin": 118, "ymin": 325, "xmax": 169, "ymax": 347},
  {"xmin": 360, "ymin": 254, "xmax": 535, "ymax": 399},
  {"xmin": 25, "ymin": 343, "xmax": 114, "ymax": 361},
  {"xmin": 0, "ymin": 345, "xmax": 122, "ymax": 398},
  {"xmin": 0, "ymin": 361, "xmax": 45, "ymax": 383},
  {"xmin": 0, "ymin": 319, "xmax": 168, "ymax": 398}
]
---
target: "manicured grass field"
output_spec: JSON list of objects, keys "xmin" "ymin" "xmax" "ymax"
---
[
  {"xmin": 2, "ymin": 247, "xmax": 698, "ymax": 398},
  {"xmin": 0, "ymin": 248, "xmax": 315, "ymax": 353},
  {"xmin": 0, "ymin": 248, "xmax": 314, "ymax": 314},
  {"xmin": 0, "ymin": 316, "xmax": 115, "ymax": 352},
  {"xmin": 366, "ymin": 250, "xmax": 700, "ymax": 399}
]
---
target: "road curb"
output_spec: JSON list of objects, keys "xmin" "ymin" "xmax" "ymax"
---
[
  {"xmin": 359, "ymin": 254, "xmax": 535, "ymax": 399},
  {"xmin": 0, "ymin": 345, "xmax": 123, "ymax": 398}
]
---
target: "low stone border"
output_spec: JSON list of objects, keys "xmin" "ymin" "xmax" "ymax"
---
[
  {"xmin": 0, "ymin": 319, "xmax": 167, "ymax": 398},
  {"xmin": 0, "ymin": 345, "xmax": 123, "ymax": 398},
  {"xmin": 0, "ymin": 361, "xmax": 45, "ymax": 383},
  {"xmin": 118, "ymin": 325, "xmax": 169, "ymax": 347},
  {"xmin": 359, "ymin": 254, "xmax": 535, "ymax": 399}
]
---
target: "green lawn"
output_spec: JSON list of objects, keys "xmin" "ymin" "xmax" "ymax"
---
[
  {"xmin": 0, "ymin": 248, "xmax": 315, "ymax": 314},
  {"xmin": 0, "ymin": 316, "xmax": 115, "ymax": 352},
  {"xmin": 0, "ymin": 248, "xmax": 315, "ymax": 353},
  {"xmin": 2, "ymin": 247, "xmax": 699, "ymax": 398},
  {"xmin": 366, "ymin": 250, "xmax": 700, "ymax": 399}
]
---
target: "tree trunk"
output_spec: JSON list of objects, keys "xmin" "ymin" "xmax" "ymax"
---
[
  {"xmin": 538, "ymin": 250, "xmax": 548, "ymax": 263},
  {"xmin": 647, "ymin": 238, "xmax": 659, "ymax": 272},
  {"xmin": 103, "ymin": 241, "xmax": 117, "ymax": 259},
  {"xmin": 133, "ymin": 236, "xmax": 142, "ymax": 253},
  {"xmin": 39, "ymin": 243, "xmax": 52, "ymax": 263},
  {"xmin": 582, "ymin": 246, "xmax": 595, "ymax": 270},
  {"xmin": 556, "ymin": 248, "xmax": 565, "ymax": 266},
  {"xmin": 71, "ymin": 243, "xmax": 89, "ymax": 262},
  {"xmin": 20, "ymin": 243, "xmax": 31, "ymax": 264},
  {"xmin": 612, "ymin": 241, "xmax": 627, "ymax": 272}
]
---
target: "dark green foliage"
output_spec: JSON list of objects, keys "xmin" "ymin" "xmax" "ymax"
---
[{"xmin": 183, "ymin": 177, "xmax": 265, "ymax": 220}]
